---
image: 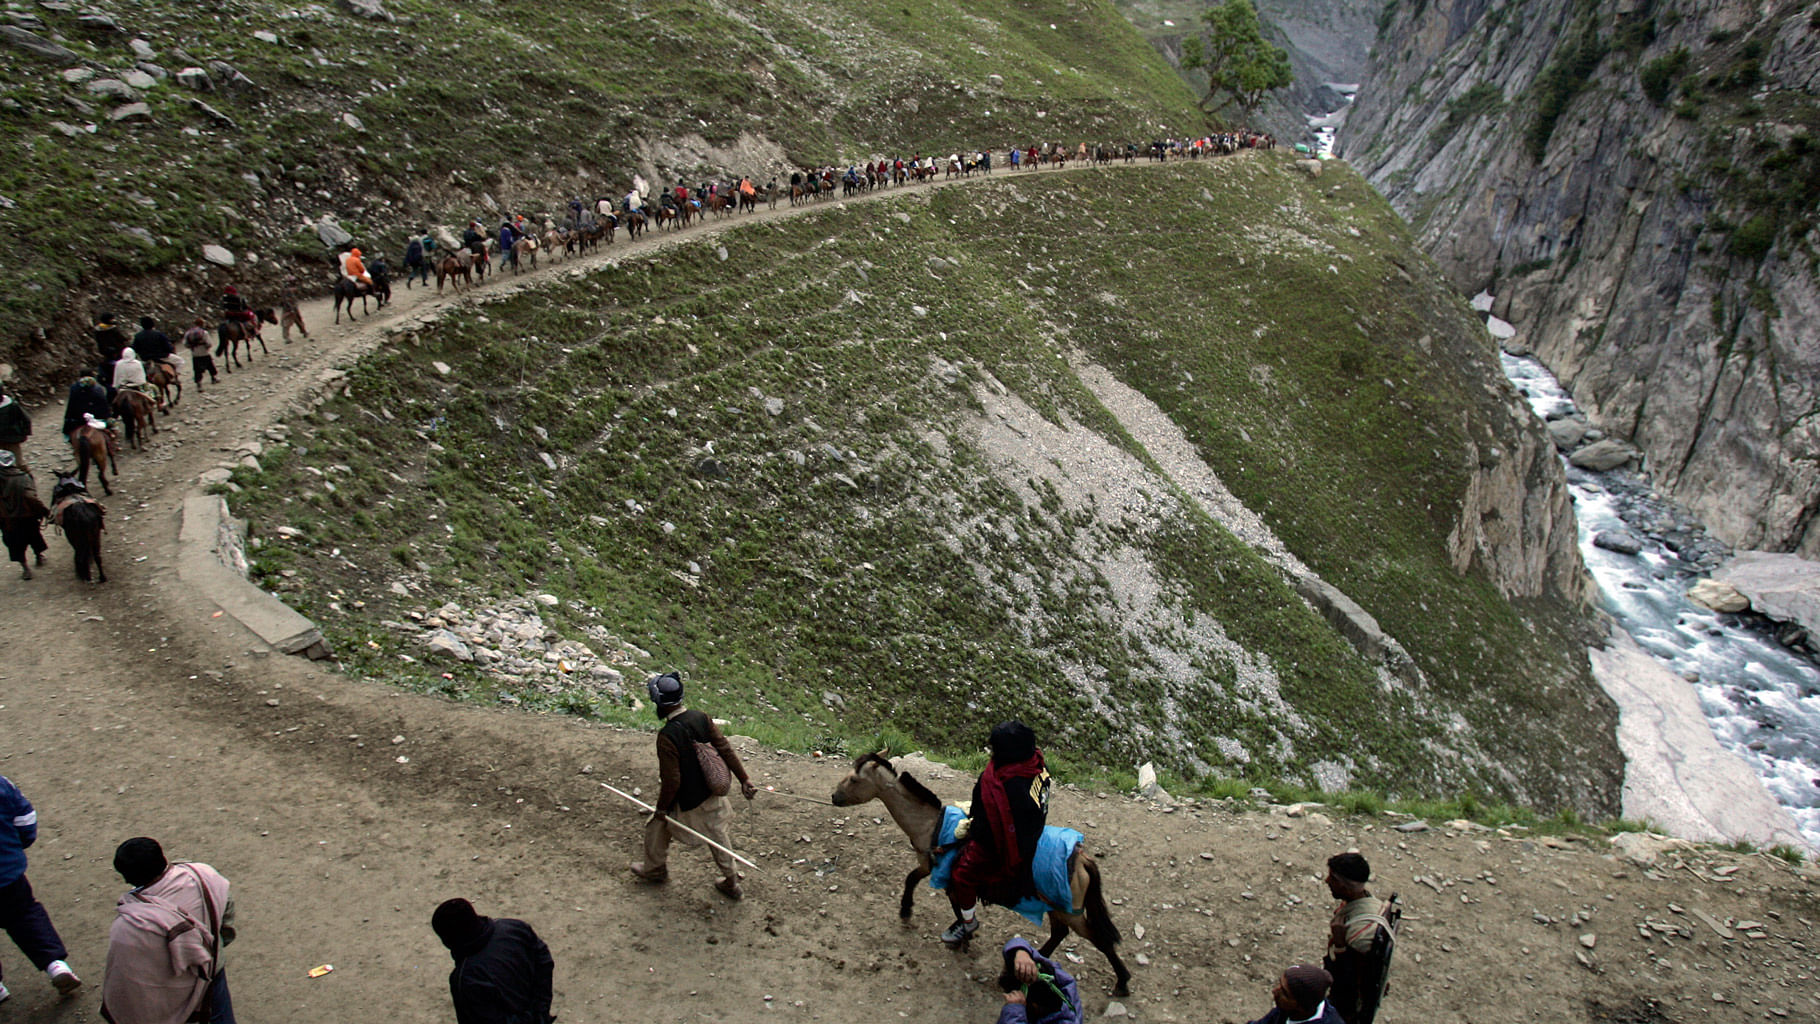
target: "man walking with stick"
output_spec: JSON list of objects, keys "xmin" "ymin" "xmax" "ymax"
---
[{"xmin": 627, "ymin": 672, "xmax": 757, "ymax": 899}]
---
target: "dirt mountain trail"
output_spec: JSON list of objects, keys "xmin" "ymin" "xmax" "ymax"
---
[{"xmin": 1, "ymin": 154, "xmax": 1817, "ymax": 1023}]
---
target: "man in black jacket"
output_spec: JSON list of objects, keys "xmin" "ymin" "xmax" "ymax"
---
[
  {"xmin": 628, "ymin": 672, "xmax": 757, "ymax": 898},
  {"xmin": 131, "ymin": 317, "xmax": 180, "ymax": 379},
  {"xmin": 430, "ymin": 899, "xmax": 554, "ymax": 1024}
]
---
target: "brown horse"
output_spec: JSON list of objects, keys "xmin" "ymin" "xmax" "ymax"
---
[
  {"xmin": 217, "ymin": 309, "xmax": 277, "ymax": 368},
  {"xmin": 653, "ymin": 205, "xmax": 678, "ymax": 231},
  {"xmin": 436, "ymin": 250, "xmax": 472, "ymax": 294},
  {"xmin": 830, "ymin": 754, "xmax": 1131, "ymax": 995},
  {"xmin": 145, "ymin": 359, "xmax": 182, "ymax": 409},
  {"xmin": 69, "ymin": 422, "xmax": 116, "ymax": 495},
  {"xmin": 111, "ymin": 389, "xmax": 158, "ymax": 451}
]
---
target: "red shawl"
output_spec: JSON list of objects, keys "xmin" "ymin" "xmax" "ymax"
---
[{"xmin": 976, "ymin": 750, "xmax": 1046, "ymax": 873}]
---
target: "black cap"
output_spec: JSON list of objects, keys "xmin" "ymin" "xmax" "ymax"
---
[
  {"xmin": 988, "ymin": 721, "xmax": 1037, "ymax": 764},
  {"xmin": 647, "ymin": 671, "xmax": 684, "ymax": 708}
]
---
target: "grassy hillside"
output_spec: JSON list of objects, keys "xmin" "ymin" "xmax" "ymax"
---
[
  {"xmin": 225, "ymin": 156, "xmax": 1620, "ymax": 814},
  {"xmin": 0, "ymin": 0, "xmax": 1205, "ymax": 388}
]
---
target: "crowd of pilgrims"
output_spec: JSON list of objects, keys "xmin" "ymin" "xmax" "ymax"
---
[{"xmin": 458, "ymin": 132, "xmax": 1280, "ymax": 270}]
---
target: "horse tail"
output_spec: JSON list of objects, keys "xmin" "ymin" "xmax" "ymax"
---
[
  {"xmin": 73, "ymin": 524, "xmax": 93, "ymax": 581},
  {"xmin": 76, "ymin": 434, "xmax": 92, "ymax": 484},
  {"xmin": 1081, "ymin": 855, "xmax": 1121, "ymax": 947},
  {"xmin": 215, "ymin": 324, "xmax": 229, "ymax": 357}
]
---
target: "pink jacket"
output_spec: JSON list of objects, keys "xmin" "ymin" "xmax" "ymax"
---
[{"xmin": 102, "ymin": 865, "xmax": 231, "ymax": 1024}]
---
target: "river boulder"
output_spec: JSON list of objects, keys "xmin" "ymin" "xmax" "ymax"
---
[
  {"xmin": 1569, "ymin": 439, "xmax": 1637, "ymax": 472},
  {"xmin": 1685, "ymin": 579, "xmax": 1749, "ymax": 614}
]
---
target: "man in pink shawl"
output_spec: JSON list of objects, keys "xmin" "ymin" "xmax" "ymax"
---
[{"xmin": 101, "ymin": 838, "xmax": 235, "ymax": 1024}]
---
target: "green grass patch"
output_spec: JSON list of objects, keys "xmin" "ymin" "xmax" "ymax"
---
[
  {"xmin": 229, "ymin": 158, "xmax": 1618, "ymax": 815},
  {"xmin": 1525, "ymin": 23, "xmax": 1608, "ymax": 162},
  {"xmin": 0, "ymin": 0, "xmax": 1207, "ymax": 378}
]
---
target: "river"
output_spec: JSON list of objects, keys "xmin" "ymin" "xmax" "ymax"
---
[{"xmin": 1498, "ymin": 345, "xmax": 1820, "ymax": 850}]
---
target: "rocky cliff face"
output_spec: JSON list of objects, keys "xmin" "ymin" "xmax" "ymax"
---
[{"xmin": 1344, "ymin": 0, "xmax": 1820, "ymax": 555}]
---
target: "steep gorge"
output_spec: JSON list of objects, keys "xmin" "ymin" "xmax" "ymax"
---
[{"xmin": 1344, "ymin": 0, "xmax": 1820, "ymax": 555}]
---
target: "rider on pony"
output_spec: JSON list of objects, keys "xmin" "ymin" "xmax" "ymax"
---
[
  {"xmin": 133, "ymin": 316, "xmax": 183, "ymax": 378},
  {"xmin": 62, "ymin": 377, "xmax": 112, "ymax": 441},
  {"xmin": 221, "ymin": 285, "xmax": 259, "ymax": 328},
  {"xmin": 943, "ymin": 721, "xmax": 1051, "ymax": 946},
  {"xmin": 338, "ymin": 248, "xmax": 373, "ymax": 289},
  {"xmin": 110, "ymin": 347, "xmax": 151, "ymax": 396}
]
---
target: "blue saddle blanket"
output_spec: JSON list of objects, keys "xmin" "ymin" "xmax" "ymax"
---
[{"xmin": 927, "ymin": 805, "xmax": 1084, "ymax": 925}]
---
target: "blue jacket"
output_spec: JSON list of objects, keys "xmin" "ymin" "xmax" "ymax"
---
[
  {"xmin": 995, "ymin": 938, "xmax": 1080, "ymax": 1024},
  {"xmin": 0, "ymin": 775, "xmax": 38, "ymax": 886}
]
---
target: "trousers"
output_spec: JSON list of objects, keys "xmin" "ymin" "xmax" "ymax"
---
[
  {"xmin": 0, "ymin": 874, "xmax": 67, "ymax": 981},
  {"xmin": 643, "ymin": 796, "xmax": 736, "ymax": 879}
]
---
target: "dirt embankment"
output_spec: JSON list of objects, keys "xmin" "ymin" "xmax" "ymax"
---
[{"xmin": 2, "ymin": 163, "xmax": 1815, "ymax": 1024}]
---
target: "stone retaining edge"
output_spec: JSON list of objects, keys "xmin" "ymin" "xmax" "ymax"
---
[{"xmin": 178, "ymin": 493, "xmax": 331, "ymax": 659}]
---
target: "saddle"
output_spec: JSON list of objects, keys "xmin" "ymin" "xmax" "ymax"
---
[
  {"xmin": 928, "ymin": 805, "xmax": 1084, "ymax": 924},
  {"xmin": 51, "ymin": 491, "xmax": 103, "ymax": 529}
]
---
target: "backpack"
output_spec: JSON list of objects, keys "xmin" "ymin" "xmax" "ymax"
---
[{"xmin": 1349, "ymin": 893, "xmax": 1401, "ymax": 1024}]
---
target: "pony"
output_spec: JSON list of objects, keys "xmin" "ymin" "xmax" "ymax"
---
[
  {"xmin": 332, "ymin": 259, "xmax": 392, "ymax": 323},
  {"xmin": 50, "ymin": 473, "xmax": 106, "ymax": 583},
  {"xmin": 69, "ymin": 419, "xmax": 116, "ymax": 495},
  {"xmin": 436, "ymin": 250, "xmax": 472, "ymax": 294},
  {"xmin": 145, "ymin": 359, "xmax": 182, "ymax": 409},
  {"xmin": 508, "ymin": 236, "xmax": 538, "ymax": 273},
  {"xmin": 654, "ymin": 205, "xmax": 678, "ymax": 231},
  {"xmin": 542, "ymin": 228, "xmax": 569, "ymax": 263},
  {"xmin": 623, "ymin": 209, "xmax": 647, "ymax": 240},
  {"xmin": 830, "ymin": 753, "xmax": 1131, "ymax": 995},
  {"xmin": 575, "ymin": 221, "xmax": 605, "ymax": 254},
  {"xmin": 216, "ymin": 308, "xmax": 276, "ymax": 369},
  {"xmin": 111, "ymin": 389, "xmax": 158, "ymax": 451}
]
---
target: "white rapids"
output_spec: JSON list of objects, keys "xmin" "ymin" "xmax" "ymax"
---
[{"xmin": 1501, "ymin": 350, "xmax": 1820, "ymax": 852}]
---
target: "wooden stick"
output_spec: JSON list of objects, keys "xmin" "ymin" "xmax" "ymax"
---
[
  {"xmin": 598, "ymin": 782, "xmax": 758, "ymax": 870},
  {"xmin": 759, "ymin": 785, "xmax": 829, "ymax": 806}
]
